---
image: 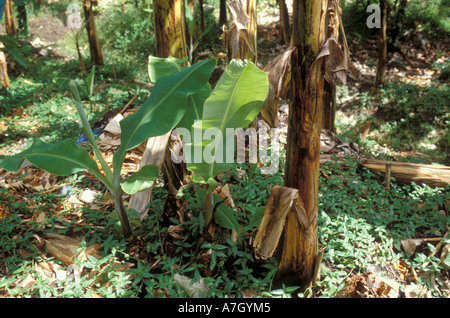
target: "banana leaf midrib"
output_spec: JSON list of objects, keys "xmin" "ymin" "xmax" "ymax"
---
[
  {"xmin": 206, "ymin": 64, "xmax": 248, "ymax": 178},
  {"xmin": 9, "ymin": 141, "xmax": 105, "ymax": 184},
  {"xmin": 218, "ymin": 64, "xmax": 247, "ymax": 132}
]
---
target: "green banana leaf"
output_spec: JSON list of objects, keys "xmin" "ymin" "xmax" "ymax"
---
[
  {"xmin": 148, "ymin": 56, "xmax": 187, "ymax": 83},
  {"xmin": 147, "ymin": 56, "xmax": 212, "ymax": 130},
  {"xmin": 187, "ymin": 60, "xmax": 269, "ymax": 182},
  {"xmin": 0, "ymin": 138, "xmax": 102, "ymax": 178},
  {"xmin": 113, "ymin": 57, "xmax": 216, "ymax": 179},
  {"xmin": 120, "ymin": 164, "xmax": 159, "ymax": 195}
]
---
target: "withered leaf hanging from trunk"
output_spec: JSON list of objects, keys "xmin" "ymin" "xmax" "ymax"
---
[
  {"xmin": 260, "ymin": 47, "xmax": 296, "ymax": 128},
  {"xmin": 222, "ymin": 0, "xmax": 256, "ymax": 61},
  {"xmin": 320, "ymin": 37, "xmax": 347, "ymax": 85},
  {"xmin": 308, "ymin": 0, "xmax": 352, "ymax": 87},
  {"xmin": 253, "ymin": 185, "xmax": 309, "ymax": 260}
]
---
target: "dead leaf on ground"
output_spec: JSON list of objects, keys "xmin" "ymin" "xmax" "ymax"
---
[
  {"xmin": 335, "ymin": 271, "xmax": 399, "ymax": 298},
  {"xmin": 393, "ymin": 260, "xmax": 409, "ymax": 281},
  {"xmin": 400, "ymin": 237, "xmax": 442, "ymax": 257},
  {"xmin": 404, "ymin": 284, "xmax": 432, "ymax": 298},
  {"xmin": 174, "ymin": 273, "xmax": 210, "ymax": 298},
  {"xmin": 43, "ymin": 233, "xmax": 101, "ymax": 266},
  {"xmin": 166, "ymin": 224, "xmax": 185, "ymax": 240},
  {"xmin": 441, "ymin": 243, "xmax": 450, "ymax": 267},
  {"xmin": 31, "ymin": 211, "xmax": 46, "ymax": 230},
  {"xmin": 241, "ymin": 289, "xmax": 257, "ymax": 298},
  {"xmin": 17, "ymin": 274, "xmax": 36, "ymax": 290},
  {"xmin": 320, "ymin": 129, "xmax": 360, "ymax": 155},
  {"xmin": 103, "ymin": 113, "xmax": 123, "ymax": 136},
  {"xmin": 35, "ymin": 260, "xmax": 68, "ymax": 282}
]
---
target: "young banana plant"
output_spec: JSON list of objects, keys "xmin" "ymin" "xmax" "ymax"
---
[
  {"xmin": 186, "ymin": 59, "xmax": 269, "ymax": 233},
  {"xmin": 0, "ymin": 57, "xmax": 216, "ymax": 242},
  {"xmin": 149, "ymin": 58, "xmax": 269, "ymax": 235}
]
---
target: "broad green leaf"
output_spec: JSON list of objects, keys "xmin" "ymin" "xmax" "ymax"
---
[
  {"xmin": 196, "ymin": 188, "xmax": 240, "ymax": 234},
  {"xmin": 215, "ymin": 204, "xmax": 241, "ymax": 234},
  {"xmin": 120, "ymin": 164, "xmax": 159, "ymax": 195},
  {"xmin": 0, "ymin": 138, "xmax": 101, "ymax": 177},
  {"xmin": 113, "ymin": 57, "xmax": 216, "ymax": 179},
  {"xmin": 187, "ymin": 60, "xmax": 269, "ymax": 181},
  {"xmin": 178, "ymin": 84, "xmax": 211, "ymax": 130},
  {"xmin": 148, "ymin": 56, "xmax": 187, "ymax": 83},
  {"xmin": 148, "ymin": 56, "xmax": 212, "ymax": 130}
]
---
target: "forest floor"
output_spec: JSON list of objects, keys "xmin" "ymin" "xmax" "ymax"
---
[{"xmin": 0, "ymin": 4, "xmax": 449, "ymax": 299}]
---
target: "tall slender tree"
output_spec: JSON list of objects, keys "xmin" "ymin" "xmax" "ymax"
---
[
  {"xmin": 5, "ymin": 0, "xmax": 17, "ymax": 36},
  {"xmin": 16, "ymin": 1, "xmax": 29, "ymax": 37},
  {"xmin": 375, "ymin": 0, "xmax": 387, "ymax": 87},
  {"xmin": 389, "ymin": 0, "xmax": 407, "ymax": 51},
  {"xmin": 279, "ymin": 0, "xmax": 327, "ymax": 288},
  {"xmin": 82, "ymin": 0, "xmax": 104, "ymax": 66},
  {"xmin": 0, "ymin": 43, "xmax": 10, "ymax": 89},
  {"xmin": 219, "ymin": 0, "xmax": 227, "ymax": 26},
  {"xmin": 198, "ymin": 0, "xmax": 205, "ymax": 34}
]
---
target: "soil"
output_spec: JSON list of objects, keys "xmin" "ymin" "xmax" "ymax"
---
[{"xmin": 28, "ymin": 14, "xmax": 72, "ymax": 59}]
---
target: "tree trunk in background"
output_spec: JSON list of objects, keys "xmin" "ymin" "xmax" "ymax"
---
[
  {"xmin": 188, "ymin": 0, "xmax": 197, "ymax": 37},
  {"xmin": 187, "ymin": 0, "xmax": 198, "ymax": 62},
  {"xmin": 16, "ymin": 3, "xmax": 29, "ymax": 37},
  {"xmin": 375, "ymin": 0, "xmax": 387, "ymax": 87},
  {"xmin": 5, "ymin": 0, "xmax": 17, "ymax": 36},
  {"xmin": 243, "ymin": 0, "xmax": 258, "ymax": 63},
  {"xmin": 389, "ymin": 0, "xmax": 407, "ymax": 51},
  {"xmin": 0, "ymin": 43, "xmax": 10, "ymax": 89},
  {"xmin": 154, "ymin": 0, "xmax": 188, "ymax": 60},
  {"xmin": 279, "ymin": 0, "xmax": 290, "ymax": 45},
  {"xmin": 322, "ymin": 0, "xmax": 340, "ymax": 132},
  {"xmin": 280, "ymin": 0, "xmax": 326, "ymax": 288},
  {"xmin": 82, "ymin": 0, "xmax": 104, "ymax": 66},
  {"xmin": 219, "ymin": 0, "xmax": 227, "ymax": 26},
  {"xmin": 198, "ymin": 0, "xmax": 205, "ymax": 34}
]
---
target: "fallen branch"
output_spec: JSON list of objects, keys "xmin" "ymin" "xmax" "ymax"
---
[
  {"xmin": 320, "ymin": 154, "xmax": 450, "ymax": 188},
  {"xmin": 362, "ymin": 158, "xmax": 450, "ymax": 188}
]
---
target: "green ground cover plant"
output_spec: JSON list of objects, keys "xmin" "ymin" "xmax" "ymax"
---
[{"xmin": 0, "ymin": 0, "xmax": 448, "ymax": 299}]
